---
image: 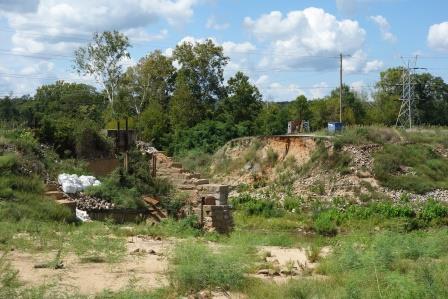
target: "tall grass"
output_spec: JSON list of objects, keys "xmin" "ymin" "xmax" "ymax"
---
[
  {"xmin": 169, "ymin": 241, "xmax": 251, "ymax": 293},
  {"xmin": 374, "ymin": 144, "xmax": 448, "ymax": 193}
]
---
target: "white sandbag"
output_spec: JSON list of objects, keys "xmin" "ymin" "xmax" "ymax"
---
[
  {"xmin": 76, "ymin": 208, "xmax": 91, "ymax": 222},
  {"xmin": 62, "ymin": 181, "xmax": 78, "ymax": 194},
  {"xmin": 58, "ymin": 173, "xmax": 101, "ymax": 193},
  {"xmin": 57, "ymin": 173, "xmax": 69, "ymax": 185}
]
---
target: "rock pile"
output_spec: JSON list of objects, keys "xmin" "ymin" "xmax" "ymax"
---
[
  {"xmin": 69, "ymin": 193, "xmax": 115, "ymax": 211},
  {"xmin": 385, "ymin": 188, "xmax": 448, "ymax": 202}
]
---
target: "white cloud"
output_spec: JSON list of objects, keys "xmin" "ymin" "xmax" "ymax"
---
[
  {"xmin": 1, "ymin": 0, "xmax": 198, "ymax": 55},
  {"xmin": 428, "ymin": 22, "xmax": 448, "ymax": 51},
  {"xmin": 206, "ymin": 16, "xmax": 229, "ymax": 30},
  {"xmin": 363, "ymin": 59, "xmax": 383, "ymax": 73},
  {"xmin": 244, "ymin": 7, "xmax": 368, "ymax": 72},
  {"xmin": 263, "ymin": 82, "xmax": 305, "ymax": 102},
  {"xmin": 310, "ymin": 82, "xmax": 329, "ymax": 99},
  {"xmin": 123, "ymin": 28, "xmax": 168, "ymax": 43},
  {"xmin": 370, "ymin": 15, "xmax": 396, "ymax": 43}
]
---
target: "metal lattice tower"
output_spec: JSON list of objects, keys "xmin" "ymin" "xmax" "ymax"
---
[{"xmin": 395, "ymin": 56, "xmax": 418, "ymax": 129}]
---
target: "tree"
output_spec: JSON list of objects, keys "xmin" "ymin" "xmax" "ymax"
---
[
  {"xmin": 169, "ymin": 73, "xmax": 201, "ymax": 130},
  {"xmin": 173, "ymin": 39, "xmax": 229, "ymax": 117},
  {"xmin": 367, "ymin": 68, "xmax": 405, "ymax": 125},
  {"xmin": 137, "ymin": 101, "xmax": 169, "ymax": 148},
  {"xmin": 125, "ymin": 50, "xmax": 175, "ymax": 115},
  {"xmin": 218, "ymin": 71, "xmax": 262, "ymax": 124},
  {"xmin": 288, "ymin": 95, "xmax": 311, "ymax": 121},
  {"xmin": 256, "ymin": 103, "xmax": 289, "ymax": 135},
  {"xmin": 413, "ymin": 73, "xmax": 448, "ymax": 125},
  {"xmin": 74, "ymin": 31, "xmax": 131, "ymax": 112}
]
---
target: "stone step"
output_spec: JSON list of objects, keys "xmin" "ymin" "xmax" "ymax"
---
[
  {"xmin": 158, "ymin": 173, "xmax": 189, "ymax": 180},
  {"xmin": 45, "ymin": 191, "xmax": 66, "ymax": 200},
  {"xmin": 186, "ymin": 173, "xmax": 201, "ymax": 179},
  {"xmin": 178, "ymin": 184, "xmax": 196, "ymax": 191},
  {"xmin": 55, "ymin": 199, "xmax": 76, "ymax": 213},
  {"xmin": 45, "ymin": 184, "xmax": 58, "ymax": 192},
  {"xmin": 193, "ymin": 179, "xmax": 209, "ymax": 186},
  {"xmin": 171, "ymin": 162, "xmax": 183, "ymax": 169}
]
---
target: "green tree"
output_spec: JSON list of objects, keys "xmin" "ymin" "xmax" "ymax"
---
[
  {"xmin": 169, "ymin": 73, "xmax": 201, "ymax": 130},
  {"xmin": 173, "ymin": 39, "xmax": 229, "ymax": 117},
  {"xmin": 74, "ymin": 31, "xmax": 131, "ymax": 111},
  {"xmin": 125, "ymin": 50, "xmax": 175, "ymax": 114},
  {"xmin": 288, "ymin": 95, "xmax": 311, "ymax": 121},
  {"xmin": 367, "ymin": 67, "xmax": 403, "ymax": 125},
  {"xmin": 256, "ymin": 103, "xmax": 289, "ymax": 135},
  {"xmin": 413, "ymin": 73, "xmax": 448, "ymax": 125},
  {"xmin": 137, "ymin": 101, "xmax": 169, "ymax": 148},
  {"xmin": 218, "ymin": 71, "xmax": 262, "ymax": 124}
]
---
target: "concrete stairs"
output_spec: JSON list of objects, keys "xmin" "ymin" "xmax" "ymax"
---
[{"xmin": 155, "ymin": 154, "xmax": 229, "ymax": 207}]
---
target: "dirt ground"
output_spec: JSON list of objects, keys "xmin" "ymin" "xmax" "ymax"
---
[
  {"xmin": 6, "ymin": 236, "xmax": 172, "ymax": 295},
  {"xmin": 5, "ymin": 236, "xmax": 331, "ymax": 297}
]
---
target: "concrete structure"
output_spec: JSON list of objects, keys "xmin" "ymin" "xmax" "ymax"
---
[{"xmin": 155, "ymin": 154, "xmax": 234, "ymax": 234}]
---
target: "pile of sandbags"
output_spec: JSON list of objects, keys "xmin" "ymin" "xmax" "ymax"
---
[{"xmin": 57, "ymin": 173, "xmax": 101, "ymax": 194}]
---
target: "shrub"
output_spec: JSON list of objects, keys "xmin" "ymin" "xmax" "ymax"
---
[
  {"xmin": 314, "ymin": 211, "xmax": 338, "ymax": 236},
  {"xmin": 419, "ymin": 200, "xmax": 448, "ymax": 222},
  {"xmin": 283, "ymin": 195, "xmax": 302, "ymax": 212},
  {"xmin": 231, "ymin": 193, "xmax": 284, "ymax": 218},
  {"xmin": 374, "ymin": 144, "xmax": 448, "ymax": 193},
  {"xmin": 170, "ymin": 241, "xmax": 249, "ymax": 293}
]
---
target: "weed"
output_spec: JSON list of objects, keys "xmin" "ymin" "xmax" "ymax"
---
[
  {"xmin": 314, "ymin": 211, "xmax": 338, "ymax": 236},
  {"xmin": 70, "ymin": 223, "xmax": 126, "ymax": 263},
  {"xmin": 306, "ymin": 244, "xmax": 321, "ymax": 263},
  {"xmin": 264, "ymin": 147, "xmax": 278, "ymax": 166},
  {"xmin": 169, "ymin": 241, "xmax": 250, "ymax": 293}
]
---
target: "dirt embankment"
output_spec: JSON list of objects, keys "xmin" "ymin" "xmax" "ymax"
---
[
  {"xmin": 210, "ymin": 135, "xmax": 384, "ymax": 199},
  {"xmin": 211, "ymin": 136, "xmax": 320, "ymax": 186}
]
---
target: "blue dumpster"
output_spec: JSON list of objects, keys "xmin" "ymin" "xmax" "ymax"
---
[{"xmin": 328, "ymin": 122, "xmax": 343, "ymax": 134}]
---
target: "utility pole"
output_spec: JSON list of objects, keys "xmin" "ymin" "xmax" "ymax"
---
[{"xmin": 339, "ymin": 53, "xmax": 343, "ymax": 123}]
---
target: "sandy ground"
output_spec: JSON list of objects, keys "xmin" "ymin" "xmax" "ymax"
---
[
  {"xmin": 254, "ymin": 245, "xmax": 331, "ymax": 284},
  {"xmin": 6, "ymin": 236, "xmax": 172, "ymax": 295},
  {"xmin": 6, "ymin": 236, "xmax": 331, "ymax": 297}
]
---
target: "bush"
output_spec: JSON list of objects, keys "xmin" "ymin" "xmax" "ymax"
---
[
  {"xmin": 374, "ymin": 144, "xmax": 448, "ymax": 193},
  {"xmin": 283, "ymin": 195, "xmax": 302, "ymax": 212},
  {"xmin": 231, "ymin": 193, "xmax": 284, "ymax": 218},
  {"xmin": 170, "ymin": 241, "xmax": 250, "ymax": 293},
  {"xmin": 419, "ymin": 200, "xmax": 448, "ymax": 222},
  {"xmin": 314, "ymin": 211, "xmax": 338, "ymax": 236}
]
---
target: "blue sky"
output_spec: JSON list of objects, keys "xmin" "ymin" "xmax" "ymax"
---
[{"xmin": 1, "ymin": 0, "xmax": 448, "ymax": 101}]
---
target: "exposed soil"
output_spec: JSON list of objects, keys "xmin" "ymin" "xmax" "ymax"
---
[
  {"xmin": 6, "ymin": 236, "xmax": 172, "ymax": 295},
  {"xmin": 5, "ymin": 235, "xmax": 331, "ymax": 296}
]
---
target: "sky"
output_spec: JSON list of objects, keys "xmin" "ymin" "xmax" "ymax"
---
[{"xmin": 1, "ymin": 0, "xmax": 448, "ymax": 101}]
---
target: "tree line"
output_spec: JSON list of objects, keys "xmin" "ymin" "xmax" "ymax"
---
[{"xmin": 1, "ymin": 31, "xmax": 448, "ymax": 158}]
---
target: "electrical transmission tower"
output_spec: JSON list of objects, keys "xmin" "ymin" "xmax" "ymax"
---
[{"xmin": 395, "ymin": 56, "xmax": 422, "ymax": 129}]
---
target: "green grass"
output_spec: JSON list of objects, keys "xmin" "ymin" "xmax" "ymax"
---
[
  {"xmin": 334, "ymin": 125, "xmax": 402, "ymax": 146},
  {"xmin": 70, "ymin": 222, "xmax": 126, "ymax": 263},
  {"xmin": 374, "ymin": 144, "xmax": 448, "ymax": 193},
  {"xmin": 169, "ymin": 240, "xmax": 252, "ymax": 293}
]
